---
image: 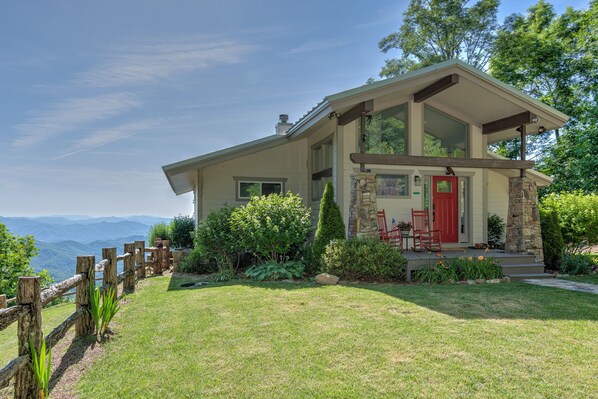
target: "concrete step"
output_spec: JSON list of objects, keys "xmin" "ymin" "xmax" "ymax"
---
[
  {"xmin": 495, "ymin": 255, "xmax": 537, "ymax": 265},
  {"xmin": 507, "ymin": 273, "xmax": 556, "ymax": 281},
  {"xmin": 501, "ymin": 264, "xmax": 546, "ymax": 275}
]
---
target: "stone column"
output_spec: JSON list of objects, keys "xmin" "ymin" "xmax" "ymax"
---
[
  {"xmin": 348, "ymin": 172, "xmax": 379, "ymax": 238},
  {"xmin": 505, "ymin": 177, "xmax": 544, "ymax": 262}
]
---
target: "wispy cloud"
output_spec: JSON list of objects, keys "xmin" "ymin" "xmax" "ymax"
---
[
  {"xmin": 282, "ymin": 39, "xmax": 345, "ymax": 56},
  {"xmin": 12, "ymin": 92, "xmax": 141, "ymax": 148},
  {"xmin": 53, "ymin": 119, "xmax": 164, "ymax": 160},
  {"xmin": 77, "ymin": 38, "xmax": 252, "ymax": 87}
]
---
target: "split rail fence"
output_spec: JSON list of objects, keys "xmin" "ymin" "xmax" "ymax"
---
[{"xmin": 0, "ymin": 239, "xmax": 173, "ymax": 399}]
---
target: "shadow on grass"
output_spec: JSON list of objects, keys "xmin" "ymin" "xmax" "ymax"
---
[
  {"xmin": 166, "ymin": 272, "xmax": 598, "ymax": 321},
  {"xmin": 49, "ymin": 335, "xmax": 96, "ymax": 393}
]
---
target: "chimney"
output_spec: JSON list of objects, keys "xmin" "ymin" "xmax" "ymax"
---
[{"xmin": 275, "ymin": 114, "xmax": 293, "ymax": 135}]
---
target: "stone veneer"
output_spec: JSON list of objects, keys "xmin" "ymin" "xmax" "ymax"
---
[
  {"xmin": 348, "ymin": 173, "xmax": 379, "ymax": 238},
  {"xmin": 505, "ymin": 177, "xmax": 544, "ymax": 262}
]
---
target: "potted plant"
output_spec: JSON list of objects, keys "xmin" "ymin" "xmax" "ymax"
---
[{"xmin": 397, "ymin": 221, "xmax": 412, "ymax": 236}]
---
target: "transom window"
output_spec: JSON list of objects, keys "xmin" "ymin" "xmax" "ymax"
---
[
  {"xmin": 375, "ymin": 174, "xmax": 409, "ymax": 197},
  {"xmin": 424, "ymin": 106, "xmax": 468, "ymax": 158},
  {"xmin": 363, "ymin": 103, "xmax": 408, "ymax": 155},
  {"xmin": 237, "ymin": 180, "xmax": 284, "ymax": 200}
]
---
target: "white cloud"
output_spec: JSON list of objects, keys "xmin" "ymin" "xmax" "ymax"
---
[
  {"xmin": 77, "ymin": 38, "xmax": 252, "ymax": 87},
  {"xmin": 12, "ymin": 92, "xmax": 141, "ymax": 148},
  {"xmin": 282, "ymin": 39, "xmax": 345, "ymax": 56}
]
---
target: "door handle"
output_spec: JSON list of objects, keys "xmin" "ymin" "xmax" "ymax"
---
[{"xmin": 432, "ymin": 212, "xmax": 435, "ymax": 222}]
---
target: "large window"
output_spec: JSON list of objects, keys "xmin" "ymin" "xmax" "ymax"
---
[
  {"xmin": 375, "ymin": 174, "xmax": 409, "ymax": 197},
  {"xmin": 424, "ymin": 107, "xmax": 468, "ymax": 158},
  {"xmin": 237, "ymin": 179, "xmax": 284, "ymax": 200},
  {"xmin": 363, "ymin": 103, "xmax": 408, "ymax": 155},
  {"xmin": 312, "ymin": 139, "xmax": 333, "ymax": 201}
]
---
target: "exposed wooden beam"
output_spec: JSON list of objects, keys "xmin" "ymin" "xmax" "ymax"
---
[
  {"xmin": 337, "ymin": 100, "xmax": 374, "ymax": 126},
  {"xmin": 483, "ymin": 111, "xmax": 534, "ymax": 135},
  {"xmin": 413, "ymin": 74, "xmax": 459, "ymax": 103},
  {"xmin": 349, "ymin": 153, "xmax": 535, "ymax": 170}
]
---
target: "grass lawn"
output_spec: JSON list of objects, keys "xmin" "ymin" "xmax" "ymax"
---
[
  {"xmin": 75, "ymin": 276, "xmax": 598, "ymax": 399},
  {"xmin": 561, "ymin": 274, "xmax": 598, "ymax": 284},
  {"xmin": 0, "ymin": 302, "xmax": 75, "ymax": 366}
]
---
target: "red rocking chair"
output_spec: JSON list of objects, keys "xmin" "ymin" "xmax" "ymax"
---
[
  {"xmin": 376, "ymin": 210, "xmax": 402, "ymax": 250},
  {"xmin": 411, "ymin": 209, "xmax": 442, "ymax": 252}
]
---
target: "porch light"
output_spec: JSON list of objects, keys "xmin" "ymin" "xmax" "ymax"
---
[
  {"xmin": 414, "ymin": 175, "xmax": 422, "ymax": 186},
  {"xmin": 537, "ymin": 126, "xmax": 546, "ymax": 134}
]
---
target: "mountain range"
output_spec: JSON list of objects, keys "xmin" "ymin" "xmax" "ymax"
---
[{"xmin": 1, "ymin": 215, "xmax": 170, "ymax": 282}]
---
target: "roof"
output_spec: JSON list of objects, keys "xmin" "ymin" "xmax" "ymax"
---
[{"xmin": 487, "ymin": 151, "xmax": 553, "ymax": 187}]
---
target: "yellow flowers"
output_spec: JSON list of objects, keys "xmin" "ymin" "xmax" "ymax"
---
[
  {"xmin": 468, "ymin": 256, "xmax": 473, "ymax": 261},
  {"xmin": 478, "ymin": 255, "xmax": 485, "ymax": 261}
]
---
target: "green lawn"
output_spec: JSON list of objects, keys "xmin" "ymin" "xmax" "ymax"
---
[
  {"xmin": 75, "ymin": 276, "xmax": 598, "ymax": 399},
  {"xmin": 561, "ymin": 274, "xmax": 598, "ymax": 284},
  {"xmin": 0, "ymin": 302, "xmax": 75, "ymax": 367}
]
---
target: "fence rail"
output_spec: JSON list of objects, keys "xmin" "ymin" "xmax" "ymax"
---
[{"xmin": 0, "ymin": 239, "xmax": 173, "ymax": 398}]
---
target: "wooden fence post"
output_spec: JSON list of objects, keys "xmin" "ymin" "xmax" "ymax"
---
[
  {"xmin": 76, "ymin": 256, "xmax": 95, "ymax": 337},
  {"xmin": 162, "ymin": 240, "xmax": 170, "ymax": 272},
  {"xmin": 0, "ymin": 294, "xmax": 6, "ymax": 309},
  {"xmin": 135, "ymin": 240, "xmax": 146, "ymax": 278},
  {"xmin": 14, "ymin": 276, "xmax": 42, "ymax": 399},
  {"xmin": 102, "ymin": 247, "xmax": 117, "ymax": 297},
  {"xmin": 124, "ymin": 243, "xmax": 135, "ymax": 293},
  {"xmin": 153, "ymin": 245, "xmax": 163, "ymax": 276}
]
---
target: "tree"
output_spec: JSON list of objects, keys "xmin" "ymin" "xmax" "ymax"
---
[
  {"xmin": 0, "ymin": 223, "xmax": 52, "ymax": 298},
  {"xmin": 378, "ymin": 0, "xmax": 499, "ymax": 77},
  {"xmin": 313, "ymin": 182, "xmax": 346, "ymax": 262}
]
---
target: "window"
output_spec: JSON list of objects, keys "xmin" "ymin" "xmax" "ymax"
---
[
  {"xmin": 375, "ymin": 174, "xmax": 409, "ymax": 197},
  {"xmin": 424, "ymin": 107, "xmax": 468, "ymax": 158},
  {"xmin": 312, "ymin": 139, "xmax": 333, "ymax": 201},
  {"xmin": 362, "ymin": 103, "xmax": 408, "ymax": 155},
  {"xmin": 237, "ymin": 180, "xmax": 284, "ymax": 200}
]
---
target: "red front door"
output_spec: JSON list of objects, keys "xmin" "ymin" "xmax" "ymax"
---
[{"xmin": 432, "ymin": 176, "xmax": 458, "ymax": 243}]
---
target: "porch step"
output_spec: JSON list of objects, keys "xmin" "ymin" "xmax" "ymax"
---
[
  {"xmin": 507, "ymin": 273, "xmax": 556, "ymax": 281},
  {"xmin": 494, "ymin": 254, "xmax": 537, "ymax": 265},
  {"xmin": 500, "ymin": 264, "xmax": 546, "ymax": 275}
]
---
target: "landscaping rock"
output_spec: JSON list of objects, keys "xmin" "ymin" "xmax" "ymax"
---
[
  {"xmin": 316, "ymin": 273, "xmax": 339, "ymax": 285},
  {"xmin": 487, "ymin": 279, "xmax": 501, "ymax": 284},
  {"xmin": 466, "ymin": 280, "xmax": 476, "ymax": 285},
  {"xmin": 475, "ymin": 279, "xmax": 486, "ymax": 284},
  {"xmin": 501, "ymin": 277, "xmax": 511, "ymax": 283}
]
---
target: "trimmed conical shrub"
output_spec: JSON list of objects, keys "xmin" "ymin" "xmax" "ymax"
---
[{"xmin": 313, "ymin": 182, "xmax": 346, "ymax": 264}]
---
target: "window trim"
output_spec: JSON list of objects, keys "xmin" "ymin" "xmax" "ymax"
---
[{"xmin": 233, "ymin": 177, "xmax": 287, "ymax": 201}]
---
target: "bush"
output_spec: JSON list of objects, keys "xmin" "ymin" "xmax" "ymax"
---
[
  {"xmin": 170, "ymin": 215, "xmax": 195, "ymax": 249},
  {"xmin": 313, "ymin": 182, "xmax": 346, "ymax": 263},
  {"xmin": 176, "ymin": 248, "xmax": 216, "ymax": 274},
  {"xmin": 231, "ymin": 193, "xmax": 312, "ymax": 262},
  {"xmin": 541, "ymin": 192, "xmax": 598, "ymax": 253},
  {"xmin": 413, "ymin": 254, "xmax": 502, "ymax": 284},
  {"xmin": 540, "ymin": 208, "xmax": 565, "ymax": 270},
  {"xmin": 147, "ymin": 222, "xmax": 172, "ymax": 246},
  {"xmin": 245, "ymin": 260, "xmax": 305, "ymax": 281},
  {"xmin": 196, "ymin": 206, "xmax": 242, "ymax": 276},
  {"xmin": 320, "ymin": 237, "xmax": 406, "ymax": 281},
  {"xmin": 487, "ymin": 214, "xmax": 505, "ymax": 249},
  {"xmin": 560, "ymin": 253, "xmax": 596, "ymax": 275}
]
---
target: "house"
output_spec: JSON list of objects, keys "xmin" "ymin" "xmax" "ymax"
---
[{"xmin": 163, "ymin": 59, "xmax": 568, "ymax": 259}]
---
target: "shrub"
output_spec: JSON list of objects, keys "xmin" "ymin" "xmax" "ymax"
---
[
  {"xmin": 320, "ymin": 237, "xmax": 406, "ymax": 281},
  {"xmin": 147, "ymin": 222, "xmax": 172, "ymax": 246},
  {"xmin": 487, "ymin": 213, "xmax": 505, "ymax": 249},
  {"xmin": 231, "ymin": 193, "xmax": 312, "ymax": 262},
  {"xmin": 245, "ymin": 260, "xmax": 305, "ymax": 281},
  {"xmin": 541, "ymin": 192, "xmax": 598, "ymax": 253},
  {"xmin": 313, "ymin": 182, "xmax": 346, "ymax": 263},
  {"xmin": 170, "ymin": 215, "xmax": 195, "ymax": 249},
  {"xmin": 196, "ymin": 206, "xmax": 242, "ymax": 278},
  {"xmin": 560, "ymin": 253, "xmax": 596, "ymax": 275},
  {"xmin": 540, "ymin": 208, "xmax": 565, "ymax": 270},
  {"xmin": 176, "ymin": 248, "xmax": 216, "ymax": 274}
]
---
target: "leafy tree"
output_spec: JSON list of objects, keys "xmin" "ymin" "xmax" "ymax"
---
[
  {"xmin": 0, "ymin": 223, "xmax": 52, "ymax": 298},
  {"xmin": 195, "ymin": 205, "xmax": 242, "ymax": 271},
  {"xmin": 378, "ymin": 0, "xmax": 499, "ymax": 77},
  {"xmin": 146, "ymin": 222, "xmax": 172, "ymax": 246},
  {"xmin": 313, "ymin": 182, "xmax": 346, "ymax": 262},
  {"xmin": 170, "ymin": 215, "xmax": 195, "ymax": 249}
]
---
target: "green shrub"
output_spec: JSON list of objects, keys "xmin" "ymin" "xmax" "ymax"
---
[
  {"xmin": 231, "ymin": 193, "xmax": 312, "ymax": 262},
  {"xmin": 176, "ymin": 248, "xmax": 217, "ymax": 274},
  {"xmin": 147, "ymin": 222, "xmax": 172, "ymax": 246},
  {"xmin": 313, "ymin": 182, "xmax": 346, "ymax": 263},
  {"xmin": 540, "ymin": 208, "xmax": 565, "ymax": 270},
  {"xmin": 170, "ymin": 215, "xmax": 195, "ymax": 249},
  {"xmin": 245, "ymin": 260, "xmax": 305, "ymax": 281},
  {"xmin": 196, "ymin": 206, "xmax": 243, "ymax": 278},
  {"xmin": 320, "ymin": 237, "xmax": 406, "ymax": 281},
  {"xmin": 413, "ymin": 254, "xmax": 502, "ymax": 284},
  {"xmin": 541, "ymin": 192, "xmax": 598, "ymax": 253},
  {"xmin": 487, "ymin": 213, "xmax": 505, "ymax": 249},
  {"xmin": 560, "ymin": 253, "xmax": 596, "ymax": 275}
]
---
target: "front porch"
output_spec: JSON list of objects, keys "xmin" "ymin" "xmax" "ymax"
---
[{"xmin": 403, "ymin": 248, "xmax": 554, "ymax": 282}]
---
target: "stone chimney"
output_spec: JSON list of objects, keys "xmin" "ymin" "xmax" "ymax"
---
[{"xmin": 275, "ymin": 114, "xmax": 293, "ymax": 135}]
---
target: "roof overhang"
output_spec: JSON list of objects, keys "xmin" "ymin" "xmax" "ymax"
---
[{"xmin": 487, "ymin": 152, "xmax": 553, "ymax": 187}]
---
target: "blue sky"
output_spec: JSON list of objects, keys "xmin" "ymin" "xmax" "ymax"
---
[{"xmin": 0, "ymin": 0, "xmax": 589, "ymax": 217}]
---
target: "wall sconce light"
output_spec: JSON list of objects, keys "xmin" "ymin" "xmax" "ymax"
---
[
  {"xmin": 537, "ymin": 126, "xmax": 546, "ymax": 134},
  {"xmin": 414, "ymin": 175, "xmax": 422, "ymax": 187}
]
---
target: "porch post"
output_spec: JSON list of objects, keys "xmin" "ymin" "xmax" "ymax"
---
[
  {"xmin": 348, "ymin": 172, "xmax": 378, "ymax": 238},
  {"xmin": 359, "ymin": 113, "xmax": 367, "ymax": 172},
  {"xmin": 505, "ymin": 177, "xmax": 543, "ymax": 262},
  {"xmin": 520, "ymin": 124, "xmax": 526, "ymax": 178}
]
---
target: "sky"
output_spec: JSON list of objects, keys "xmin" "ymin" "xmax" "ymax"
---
[{"xmin": 0, "ymin": 0, "xmax": 589, "ymax": 218}]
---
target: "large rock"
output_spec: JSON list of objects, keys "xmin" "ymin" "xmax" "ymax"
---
[{"xmin": 315, "ymin": 273, "xmax": 339, "ymax": 285}]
